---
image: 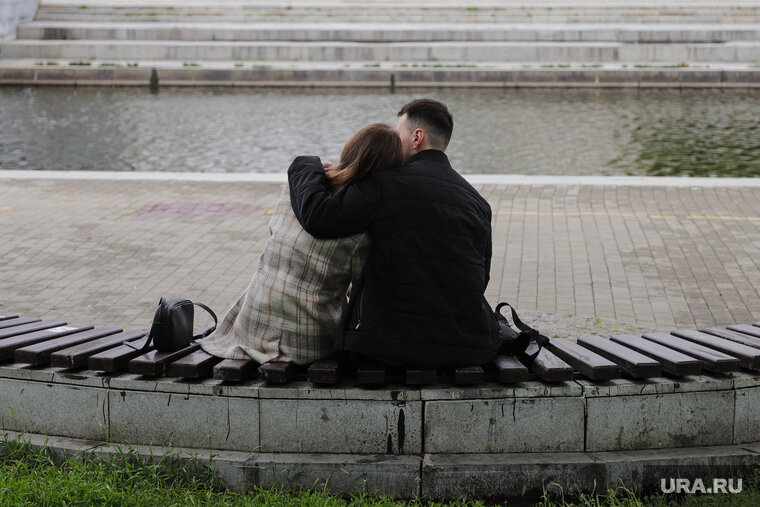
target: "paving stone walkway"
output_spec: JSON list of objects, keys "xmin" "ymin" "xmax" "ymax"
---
[{"xmin": 2, "ymin": 174, "xmax": 760, "ymax": 338}]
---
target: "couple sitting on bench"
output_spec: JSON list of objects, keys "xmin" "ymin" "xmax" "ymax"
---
[{"xmin": 201, "ymin": 98, "xmax": 501, "ymax": 369}]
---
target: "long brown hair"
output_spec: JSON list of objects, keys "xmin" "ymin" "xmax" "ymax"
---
[{"xmin": 326, "ymin": 122, "xmax": 403, "ymax": 193}]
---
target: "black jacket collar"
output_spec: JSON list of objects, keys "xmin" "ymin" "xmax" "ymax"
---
[{"xmin": 405, "ymin": 149, "xmax": 449, "ymax": 166}]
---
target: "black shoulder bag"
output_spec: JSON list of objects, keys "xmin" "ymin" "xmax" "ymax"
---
[
  {"xmin": 494, "ymin": 302, "xmax": 550, "ymax": 366},
  {"xmin": 125, "ymin": 297, "xmax": 218, "ymax": 352}
]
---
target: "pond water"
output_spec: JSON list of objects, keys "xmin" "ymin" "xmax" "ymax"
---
[{"xmin": 1, "ymin": 86, "xmax": 759, "ymax": 177}]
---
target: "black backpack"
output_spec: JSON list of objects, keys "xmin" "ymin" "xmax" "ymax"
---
[{"xmin": 125, "ymin": 297, "xmax": 217, "ymax": 352}]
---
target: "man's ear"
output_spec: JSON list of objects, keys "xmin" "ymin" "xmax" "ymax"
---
[{"xmin": 413, "ymin": 128, "xmax": 425, "ymax": 149}]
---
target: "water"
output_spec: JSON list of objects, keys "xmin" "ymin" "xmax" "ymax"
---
[{"xmin": 1, "ymin": 86, "xmax": 759, "ymax": 177}]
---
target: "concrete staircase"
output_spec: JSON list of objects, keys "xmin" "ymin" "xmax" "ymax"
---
[{"xmin": 1, "ymin": 0, "xmax": 759, "ymax": 86}]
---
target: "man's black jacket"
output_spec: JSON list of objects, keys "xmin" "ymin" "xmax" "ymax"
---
[{"xmin": 287, "ymin": 149, "xmax": 501, "ymax": 368}]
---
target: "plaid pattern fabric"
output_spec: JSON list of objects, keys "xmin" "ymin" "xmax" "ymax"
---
[{"xmin": 201, "ymin": 186, "xmax": 369, "ymax": 365}]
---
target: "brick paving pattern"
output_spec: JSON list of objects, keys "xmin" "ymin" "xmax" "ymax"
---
[{"xmin": 2, "ymin": 177, "xmax": 759, "ymax": 336}]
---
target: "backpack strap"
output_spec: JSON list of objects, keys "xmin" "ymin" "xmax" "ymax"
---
[
  {"xmin": 495, "ymin": 302, "xmax": 550, "ymax": 363},
  {"xmin": 123, "ymin": 331, "xmax": 152, "ymax": 351},
  {"xmin": 193, "ymin": 302, "xmax": 218, "ymax": 340}
]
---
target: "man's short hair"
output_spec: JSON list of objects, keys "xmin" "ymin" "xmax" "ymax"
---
[{"xmin": 397, "ymin": 98, "xmax": 453, "ymax": 151}]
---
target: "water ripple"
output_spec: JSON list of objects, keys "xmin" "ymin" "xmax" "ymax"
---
[{"xmin": 1, "ymin": 86, "xmax": 759, "ymax": 177}]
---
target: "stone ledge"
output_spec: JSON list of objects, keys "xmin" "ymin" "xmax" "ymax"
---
[
  {"xmin": 3, "ymin": 430, "xmax": 759, "ymax": 500},
  {"xmin": 1, "ymin": 66, "xmax": 759, "ymax": 87},
  {"xmin": 423, "ymin": 446, "xmax": 760, "ymax": 501}
]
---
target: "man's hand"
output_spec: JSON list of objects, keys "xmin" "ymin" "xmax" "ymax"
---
[{"xmin": 322, "ymin": 161, "xmax": 334, "ymax": 169}]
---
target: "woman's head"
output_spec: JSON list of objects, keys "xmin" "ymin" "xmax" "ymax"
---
[{"xmin": 326, "ymin": 122, "xmax": 403, "ymax": 193}]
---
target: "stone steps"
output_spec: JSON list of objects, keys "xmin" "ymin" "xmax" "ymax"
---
[
  {"xmin": 3, "ymin": 39, "xmax": 758, "ymax": 63},
  {"xmin": 2, "ymin": 1, "xmax": 757, "ymax": 85},
  {"xmin": 16, "ymin": 21, "xmax": 760, "ymax": 43},
  {"xmin": 32, "ymin": 2, "xmax": 760, "ymax": 24}
]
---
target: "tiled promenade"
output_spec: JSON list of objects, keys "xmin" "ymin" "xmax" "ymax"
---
[{"xmin": 2, "ymin": 173, "xmax": 760, "ymax": 336}]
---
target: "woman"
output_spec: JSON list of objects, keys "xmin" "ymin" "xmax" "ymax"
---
[{"xmin": 201, "ymin": 123, "xmax": 403, "ymax": 365}]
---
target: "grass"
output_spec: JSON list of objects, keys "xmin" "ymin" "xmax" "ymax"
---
[
  {"xmin": 2, "ymin": 437, "xmax": 759, "ymax": 506},
  {"xmin": 633, "ymin": 63, "xmax": 689, "ymax": 68},
  {"xmin": 68, "ymin": 61, "xmax": 92, "ymax": 66}
]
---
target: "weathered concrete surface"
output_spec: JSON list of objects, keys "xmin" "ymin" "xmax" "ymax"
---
[
  {"xmin": 0, "ymin": 377, "xmax": 108, "ymax": 441},
  {"xmin": 107, "ymin": 389, "xmax": 259, "ymax": 451},
  {"xmin": 421, "ymin": 381, "xmax": 581, "ymax": 400},
  {"xmin": 4, "ymin": 39, "xmax": 759, "ymax": 63},
  {"xmin": 28, "ymin": 1, "xmax": 760, "ymax": 24},
  {"xmin": 247, "ymin": 453, "xmax": 421, "ymax": 498},
  {"xmin": 578, "ymin": 374, "xmax": 739, "ymax": 397},
  {"xmin": 422, "ymin": 452, "xmax": 604, "ymax": 501},
  {"xmin": 0, "ymin": 0, "xmax": 37, "ymax": 40},
  {"xmin": 424, "ymin": 397, "xmax": 585, "ymax": 453},
  {"xmin": 2, "ymin": 369, "xmax": 753, "ymax": 455},
  {"xmin": 734, "ymin": 386, "xmax": 760, "ymax": 444},
  {"xmin": 16, "ymin": 22, "xmax": 760, "ymax": 43},
  {"xmin": 595, "ymin": 445, "xmax": 760, "ymax": 494},
  {"xmin": 1, "ymin": 64, "xmax": 759, "ymax": 87},
  {"xmin": 585, "ymin": 390, "xmax": 735, "ymax": 451},
  {"xmin": 259, "ymin": 399, "xmax": 421, "ymax": 455}
]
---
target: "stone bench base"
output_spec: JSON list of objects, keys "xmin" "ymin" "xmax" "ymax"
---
[{"xmin": 2, "ymin": 366, "xmax": 759, "ymax": 454}]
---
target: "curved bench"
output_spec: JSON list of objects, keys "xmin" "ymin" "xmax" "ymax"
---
[{"xmin": 1, "ymin": 313, "xmax": 759, "ymax": 500}]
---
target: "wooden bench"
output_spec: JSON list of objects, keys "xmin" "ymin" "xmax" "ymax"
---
[{"xmin": 4, "ymin": 313, "xmax": 760, "ymax": 386}]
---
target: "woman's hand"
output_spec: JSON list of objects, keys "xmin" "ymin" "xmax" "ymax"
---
[{"xmin": 322, "ymin": 161, "xmax": 334, "ymax": 169}]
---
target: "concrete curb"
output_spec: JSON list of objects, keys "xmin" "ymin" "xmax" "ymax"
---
[
  {"xmin": 2, "ymin": 429, "xmax": 759, "ymax": 500},
  {"xmin": 4, "ymin": 169, "xmax": 760, "ymax": 187},
  {"xmin": 1, "ymin": 66, "xmax": 759, "ymax": 88}
]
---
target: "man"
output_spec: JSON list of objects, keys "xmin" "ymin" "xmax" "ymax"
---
[{"xmin": 287, "ymin": 98, "xmax": 500, "ymax": 367}]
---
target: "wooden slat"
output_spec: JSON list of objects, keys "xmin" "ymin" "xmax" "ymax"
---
[
  {"xmin": 642, "ymin": 332, "xmax": 740, "ymax": 373},
  {"xmin": 0, "ymin": 324, "xmax": 92, "ymax": 361},
  {"xmin": 671, "ymin": 329, "xmax": 760, "ymax": 371},
  {"xmin": 307, "ymin": 358, "xmax": 343, "ymax": 385},
  {"xmin": 14, "ymin": 327, "xmax": 120, "ymax": 365},
  {"xmin": 86, "ymin": 335, "xmax": 153, "ymax": 372},
  {"xmin": 50, "ymin": 329, "xmax": 146, "ymax": 368},
  {"xmin": 546, "ymin": 339, "xmax": 620, "ymax": 380},
  {"xmin": 0, "ymin": 314, "xmax": 19, "ymax": 322},
  {"xmin": 700, "ymin": 327, "xmax": 760, "ymax": 349},
  {"xmin": 522, "ymin": 342, "xmax": 573, "ymax": 382},
  {"xmin": 165, "ymin": 350, "xmax": 222, "ymax": 379},
  {"xmin": 728, "ymin": 324, "xmax": 760, "ymax": 339},
  {"xmin": 610, "ymin": 334, "xmax": 701, "ymax": 376},
  {"xmin": 128, "ymin": 344, "xmax": 200, "ymax": 376},
  {"xmin": 0, "ymin": 317, "xmax": 40, "ymax": 330},
  {"xmin": 356, "ymin": 359, "xmax": 386, "ymax": 385},
  {"xmin": 454, "ymin": 366, "xmax": 485, "ymax": 385},
  {"xmin": 213, "ymin": 359, "xmax": 258, "ymax": 382},
  {"xmin": 494, "ymin": 355, "xmax": 529, "ymax": 383},
  {"xmin": 258, "ymin": 361, "xmax": 296, "ymax": 384},
  {"xmin": 405, "ymin": 368, "xmax": 437, "ymax": 385},
  {"xmin": 576, "ymin": 335, "xmax": 661, "ymax": 378},
  {"xmin": 0, "ymin": 320, "xmax": 65, "ymax": 340}
]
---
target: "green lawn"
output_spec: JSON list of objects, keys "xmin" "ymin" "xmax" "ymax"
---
[{"xmin": 1, "ymin": 437, "xmax": 758, "ymax": 506}]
